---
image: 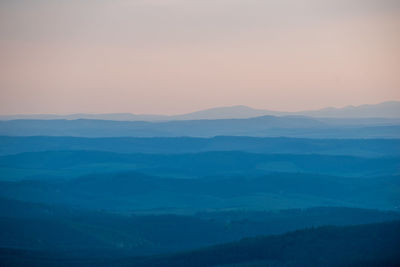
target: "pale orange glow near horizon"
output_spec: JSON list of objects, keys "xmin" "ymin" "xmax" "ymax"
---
[{"xmin": 0, "ymin": 0, "xmax": 399, "ymax": 115}]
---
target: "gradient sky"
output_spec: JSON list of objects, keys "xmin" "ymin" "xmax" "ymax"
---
[{"xmin": 0, "ymin": 0, "xmax": 399, "ymax": 115}]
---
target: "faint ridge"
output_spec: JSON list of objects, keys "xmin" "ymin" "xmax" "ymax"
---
[{"xmin": 0, "ymin": 101, "xmax": 399, "ymax": 121}]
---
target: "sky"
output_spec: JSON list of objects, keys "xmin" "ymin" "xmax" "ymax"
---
[{"xmin": 0, "ymin": 0, "xmax": 399, "ymax": 115}]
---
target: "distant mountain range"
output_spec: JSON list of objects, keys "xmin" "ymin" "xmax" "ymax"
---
[{"xmin": 1, "ymin": 101, "xmax": 399, "ymax": 121}]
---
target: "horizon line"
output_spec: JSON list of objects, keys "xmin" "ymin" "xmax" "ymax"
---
[{"xmin": 0, "ymin": 100, "xmax": 399, "ymax": 117}]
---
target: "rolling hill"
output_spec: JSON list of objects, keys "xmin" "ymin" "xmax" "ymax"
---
[
  {"xmin": 1, "ymin": 221, "xmax": 399, "ymax": 267},
  {"xmin": 1, "ymin": 136, "xmax": 400, "ymax": 157},
  {"xmin": 130, "ymin": 221, "xmax": 400, "ymax": 267},
  {"xmin": 0, "ymin": 150, "xmax": 399, "ymax": 182}
]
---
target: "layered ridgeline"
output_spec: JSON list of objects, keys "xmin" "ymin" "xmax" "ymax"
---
[
  {"xmin": 1, "ymin": 170, "xmax": 399, "ymax": 213},
  {"xmin": 1, "ymin": 136, "xmax": 399, "ymax": 156},
  {"xmin": 1, "ymin": 150, "xmax": 399, "ymax": 180},
  {"xmin": 1, "ymin": 116, "xmax": 400, "ymax": 138},
  {"xmin": 0, "ymin": 105, "xmax": 399, "ymax": 266},
  {"xmin": 0, "ymin": 150, "xmax": 399, "ymax": 212},
  {"xmin": 1, "ymin": 103, "xmax": 399, "ymax": 138}
]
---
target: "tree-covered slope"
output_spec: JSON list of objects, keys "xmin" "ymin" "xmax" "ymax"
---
[
  {"xmin": 130, "ymin": 221, "xmax": 400, "ymax": 267},
  {"xmin": 2, "ymin": 221, "xmax": 399, "ymax": 267},
  {"xmin": 0, "ymin": 150, "xmax": 398, "ymax": 181}
]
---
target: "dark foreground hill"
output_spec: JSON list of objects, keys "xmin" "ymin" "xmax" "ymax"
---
[
  {"xmin": 1, "ymin": 197, "xmax": 400, "ymax": 256},
  {"xmin": 1, "ymin": 221, "xmax": 399, "ymax": 267},
  {"xmin": 130, "ymin": 221, "xmax": 400, "ymax": 267}
]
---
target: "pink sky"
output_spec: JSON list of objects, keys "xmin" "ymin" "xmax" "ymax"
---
[{"xmin": 0, "ymin": 0, "xmax": 399, "ymax": 115}]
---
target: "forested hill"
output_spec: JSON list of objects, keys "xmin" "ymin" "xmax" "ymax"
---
[
  {"xmin": 130, "ymin": 221, "xmax": 400, "ymax": 267},
  {"xmin": 1, "ymin": 221, "xmax": 399, "ymax": 267}
]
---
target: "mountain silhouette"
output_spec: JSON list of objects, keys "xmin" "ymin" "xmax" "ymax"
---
[{"xmin": 1, "ymin": 101, "xmax": 399, "ymax": 121}]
